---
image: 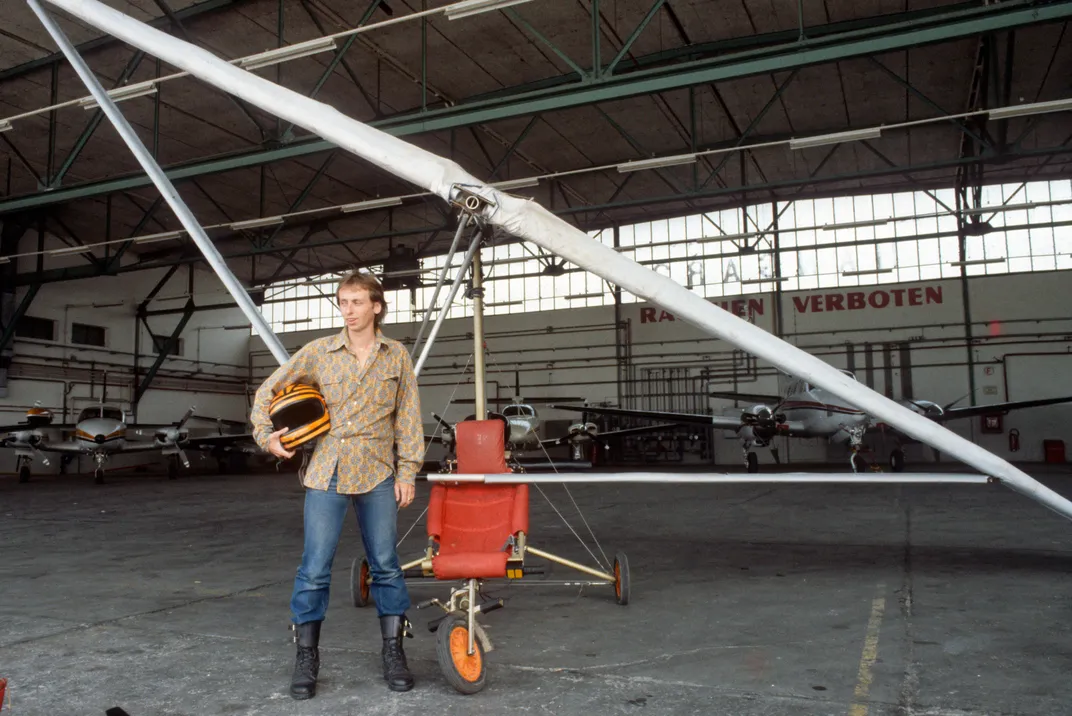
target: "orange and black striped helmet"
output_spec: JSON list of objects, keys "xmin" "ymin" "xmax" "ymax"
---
[{"xmin": 268, "ymin": 384, "xmax": 331, "ymax": 450}]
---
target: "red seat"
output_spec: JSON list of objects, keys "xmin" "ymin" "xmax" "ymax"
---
[{"xmin": 429, "ymin": 420, "xmax": 527, "ymax": 580}]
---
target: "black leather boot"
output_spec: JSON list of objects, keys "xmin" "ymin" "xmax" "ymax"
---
[
  {"xmin": 380, "ymin": 615, "xmax": 414, "ymax": 692},
  {"xmin": 290, "ymin": 621, "xmax": 321, "ymax": 700}
]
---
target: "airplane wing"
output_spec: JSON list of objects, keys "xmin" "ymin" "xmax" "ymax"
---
[
  {"xmin": 934, "ymin": 395, "xmax": 1072, "ymax": 422},
  {"xmin": 538, "ymin": 422, "xmax": 681, "ymax": 447},
  {"xmin": 182, "ymin": 433, "xmax": 260, "ymax": 454},
  {"xmin": 549, "ymin": 404, "xmax": 745, "ymax": 431},
  {"xmin": 708, "ymin": 390, "xmax": 783, "ymax": 403}
]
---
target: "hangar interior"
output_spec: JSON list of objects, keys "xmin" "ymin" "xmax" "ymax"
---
[{"xmin": 1, "ymin": 0, "xmax": 1071, "ymax": 714}]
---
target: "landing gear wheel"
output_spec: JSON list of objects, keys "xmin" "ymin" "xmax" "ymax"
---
[
  {"xmin": 890, "ymin": 449, "xmax": 905, "ymax": 473},
  {"xmin": 350, "ymin": 557, "xmax": 370, "ymax": 607},
  {"xmin": 850, "ymin": 452, "xmax": 868, "ymax": 474},
  {"xmin": 18, "ymin": 465, "xmax": 31, "ymax": 483},
  {"xmin": 94, "ymin": 468, "xmax": 105, "ymax": 485},
  {"xmin": 613, "ymin": 552, "xmax": 630, "ymax": 606},
  {"xmin": 436, "ymin": 614, "xmax": 486, "ymax": 694},
  {"xmin": 746, "ymin": 452, "xmax": 759, "ymax": 473},
  {"xmin": 167, "ymin": 457, "xmax": 179, "ymax": 480}
]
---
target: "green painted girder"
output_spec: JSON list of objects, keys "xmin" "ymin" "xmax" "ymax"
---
[
  {"xmin": 0, "ymin": 0, "xmax": 240, "ymax": 83},
  {"xmin": 1, "ymin": 0, "xmax": 1069, "ymax": 216}
]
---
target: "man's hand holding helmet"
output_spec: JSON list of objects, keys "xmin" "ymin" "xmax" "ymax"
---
[{"xmin": 268, "ymin": 426, "xmax": 296, "ymax": 460}]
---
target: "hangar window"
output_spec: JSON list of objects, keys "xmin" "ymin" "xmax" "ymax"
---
[
  {"xmin": 15, "ymin": 315, "xmax": 56, "ymax": 341},
  {"xmin": 72, "ymin": 322, "xmax": 107, "ymax": 347},
  {"xmin": 257, "ymin": 178, "xmax": 1071, "ymax": 333},
  {"xmin": 151, "ymin": 335, "xmax": 185, "ymax": 357}
]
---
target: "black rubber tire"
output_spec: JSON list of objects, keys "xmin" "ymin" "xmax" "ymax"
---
[
  {"xmin": 435, "ymin": 615, "xmax": 487, "ymax": 695},
  {"xmin": 890, "ymin": 449, "xmax": 906, "ymax": 473},
  {"xmin": 18, "ymin": 465, "xmax": 31, "ymax": 483},
  {"xmin": 167, "ymin": 458, "xmax": 178, "ymax": 480},
  {"xmin": 746, "ymin": 452, "xmax": 759, "ymax": 473},
  {"xmin": 613, "ymin": 552, "xmax": 630, "ymax": 606},
  {"xmin": 350, "ymin": 557, "xmax": 370, "ymax": 608},
  {"xmin": 94, "ymin": 469, "xmax": 105, "ymax": 485}
]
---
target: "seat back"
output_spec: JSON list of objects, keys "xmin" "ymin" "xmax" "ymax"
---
[{"xmin": 428, "ymin": 419, "xmax": 528, "ymax": 556}]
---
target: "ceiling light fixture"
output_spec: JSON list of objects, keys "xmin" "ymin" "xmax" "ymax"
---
[
  {"xmin": 564, "ymin": 292, "xmax": 603, "ymax": 300},
  {"xmin": 229, "ymin": 216, "xmax": 284, "ymax": 231},
  {"xmin": 133, "ymin": 230, "xmax": 184, "ymax": 244},
  {"xmin": 0, "ymin": 119, "xmax": 11, "ymax": 133},
  {"xmin": 790, "ymin": 127, "xmax": 882, "ymax": 150},
  {"xmin": 616, "ymin": 153, "xmax": 698, "ymax": 173},
  {"xmin": 822, "ymin": 218, "xmax": 891, "ymax": 230},
  {"xmin": 947, "ymin": 257, "xmax": 1006, "ymax": 267},
  {"xmin": 486, "ymin": 300, "xmax": 524, "ymax": 307},
  {"xmin": 240, "ymin": 38, "xmax": 338, "ymax": 71},
  {"xmin": 0, "ymin": 255, "xmax": 10, "ymax": 264},
  {"xmin": 742, "ymin": 276, "xmax": 789, "ymax": 284},
  {"xmin": 841, "ymin": 267, "xmax": 894, "ymax": 277},
  {"xmin": 79, "ymin": 81, "xmax": 157, "ymax": 110},
  {"xmin": 491, "ymin": 177, "xmax": 540, "ymax": 190},
  {"xmin": 340, "ymin": 197, "xmax": 403, "ymax": 213},
  {"xmin": 444, "ymin": 0, "xmax": 534, "ymax": 21},
  {"xmin": 49, "ymin": 245, "xmax": 92, "ymax": 256},
  {"xmin": 988, "ymin": 98, "xmax": 1072, "ymax": 121},
  {"xmin": 699, "ymin": 231, "xmax": 763, "ymax": 243}
]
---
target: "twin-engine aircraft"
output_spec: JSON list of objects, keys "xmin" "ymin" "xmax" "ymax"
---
[
  {"xmin": 552, "ymin": 373, "xmax": 1072, "ymax": 473},
  {"xmin": 427, "ymin": 399, "xmax": 677, "ymax": 467},
  {"xmin": 1, "ymin": 404, "xmax": 255, "ymax": 484}
]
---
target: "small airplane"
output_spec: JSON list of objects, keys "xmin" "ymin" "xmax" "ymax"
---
[
  {"xmin": 1, "ymin": 403, "xmax": 255, "ymax": 484},
  {"xmin": 426, "ymin": 399, "xmax": 678, "ymax": 466},
  {"xmin": 551, "ymin": 373, "xmax": 1072, "ymax": 473}
]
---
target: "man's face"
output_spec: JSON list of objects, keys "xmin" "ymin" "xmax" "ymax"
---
[{"xmin": 338, "ymin": 285, "xmax": 382, "ymax": 333}]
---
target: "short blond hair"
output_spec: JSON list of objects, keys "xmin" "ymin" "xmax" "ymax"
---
[{"xmin": 336, "ymin": 270, "xmax": 387, "ymax": 329}]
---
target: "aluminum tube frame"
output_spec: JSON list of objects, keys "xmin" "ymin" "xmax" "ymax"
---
[
  {"xmin": 412, "ymin": 229, "xmax": 482, "ymax": 377},
  {"xmin": 429, "ymin": 472, "xmax": 992, "ymax": 485},
  {"xmin": 28, "ymin": 0, "xmax": 291, "ymax": 367},
  {"xmin": 471, "ymin": 250, "xmax": 486, "ymax": 421},
  {"xmin": 411, "ymin": 215, "xmax": 469, "ymax": 358},
  {"xmin": 48, "ymin": 0, "xmax": 1072, "ymax": 522}
]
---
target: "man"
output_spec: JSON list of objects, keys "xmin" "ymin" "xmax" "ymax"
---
[{"xmin": 250, "ymin": 271, "xmax": 423, "ymax": 699}]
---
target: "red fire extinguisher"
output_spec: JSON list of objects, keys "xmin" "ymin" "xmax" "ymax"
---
[{"xmin": 1009, "ymin": 428, "xmax": 1021, "ymax": 453}]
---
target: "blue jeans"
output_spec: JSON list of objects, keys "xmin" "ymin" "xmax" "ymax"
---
[{"xmin": 290, "ymin": 470, "xmax": 410, "ymax": 623}]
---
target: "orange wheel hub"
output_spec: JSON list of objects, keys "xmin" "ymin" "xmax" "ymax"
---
[{"xmin": 449, "ymin": 625, "xmax": 483, "ymax": 682}]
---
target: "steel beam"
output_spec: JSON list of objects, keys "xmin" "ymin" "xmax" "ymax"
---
[
  {"xmin": 0, "ymin": 284, "xmax": 41, "ymax": 355},
  {"xmin": 51, "ymin": 50, "xmax": 147, "ymax": 187},
  {"xmin": 0, "ymin": 0, "xmax": 239, "ymax": 83},
  {"xmin": 5, "ymin": 0, "xmax": 1070, "ymax": 215},
  {"xmin": 135, "ymin": 297, "xmax": 194, "ymax": 402}
]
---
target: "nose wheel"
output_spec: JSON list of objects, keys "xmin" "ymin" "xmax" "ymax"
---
[
  {"xmin": 17, "ymin": 456, "xmax": 32, "ymax": 483},
  {"xmin": 436, "ymin": 614, "xmax": 487, "ymax": 695}
]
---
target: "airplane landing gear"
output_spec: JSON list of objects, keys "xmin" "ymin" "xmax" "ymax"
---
[
  {"xmin": 847, "ymin": 426, "xmax": 869, "ymax": 474},
  {"xmin": 93, "ymin": 453, "xmax": 108, "ymax": 484},
  {"xmin": 746, "ymin": 451, "xmax": 759, "ymax": 473},
  {"xmin": 850, "ymin": 451, "xmax": 869, "ymax": 474},
  {"xmin": 889, "ymin": 449, "xmax": 905, "ymax": 473},
  {"xmin": 17, "ymin": 456, "xmax": 32, "ymax": 483},
  {"xmin": 168, "ymin": 455, "xmax": 179, "ymax": 480}
]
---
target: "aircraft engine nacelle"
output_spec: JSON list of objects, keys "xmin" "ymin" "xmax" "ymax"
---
[
  {"xmin": 8, "ymin": 430, "xmax": 42, "ymax": 447},
  {"xmin": 155, "ymin": 428, "xmax": 186, "ymax": 446},
  {"xmin": 902, "ymin": 399, "xmax": 943, "ymax": 418},
  {"xmin": 566, "ymin": 422, "xmax": 598, "ymax": 442},
  {"xmin": 26, "ymin": 407, "xmax": 54, "ymax": 428}
]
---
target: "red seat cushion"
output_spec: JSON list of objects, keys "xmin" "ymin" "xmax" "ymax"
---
[
  {"xmin": 455, "ymin": 419, "xmax": 509, "ymax": 474},
  {"xmin": 433, "ymin": 552, "xmax": 509, "ymax": 580},
  {"xmin": 426, "ymin": 419, "xmax": 528, "ymax": 581}
]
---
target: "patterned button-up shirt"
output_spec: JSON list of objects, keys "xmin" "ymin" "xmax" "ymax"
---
[{"xmin": 251, "ymin": 329, "xmax": 423, "ymax": 493}]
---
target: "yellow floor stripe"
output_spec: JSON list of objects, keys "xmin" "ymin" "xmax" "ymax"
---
[{"xmin": 849, "ymin": 586, "xmax": 886, "ymax": 716}]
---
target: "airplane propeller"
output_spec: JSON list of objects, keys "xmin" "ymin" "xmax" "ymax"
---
[{"xmin": 156, "ymin": 407, "xmax": 196, "ymax": 468}]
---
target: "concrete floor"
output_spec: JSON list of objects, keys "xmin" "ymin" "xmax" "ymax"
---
[{"xmin": 2, "ymin": 466, "xmax": 1071, "ymax": 716}]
